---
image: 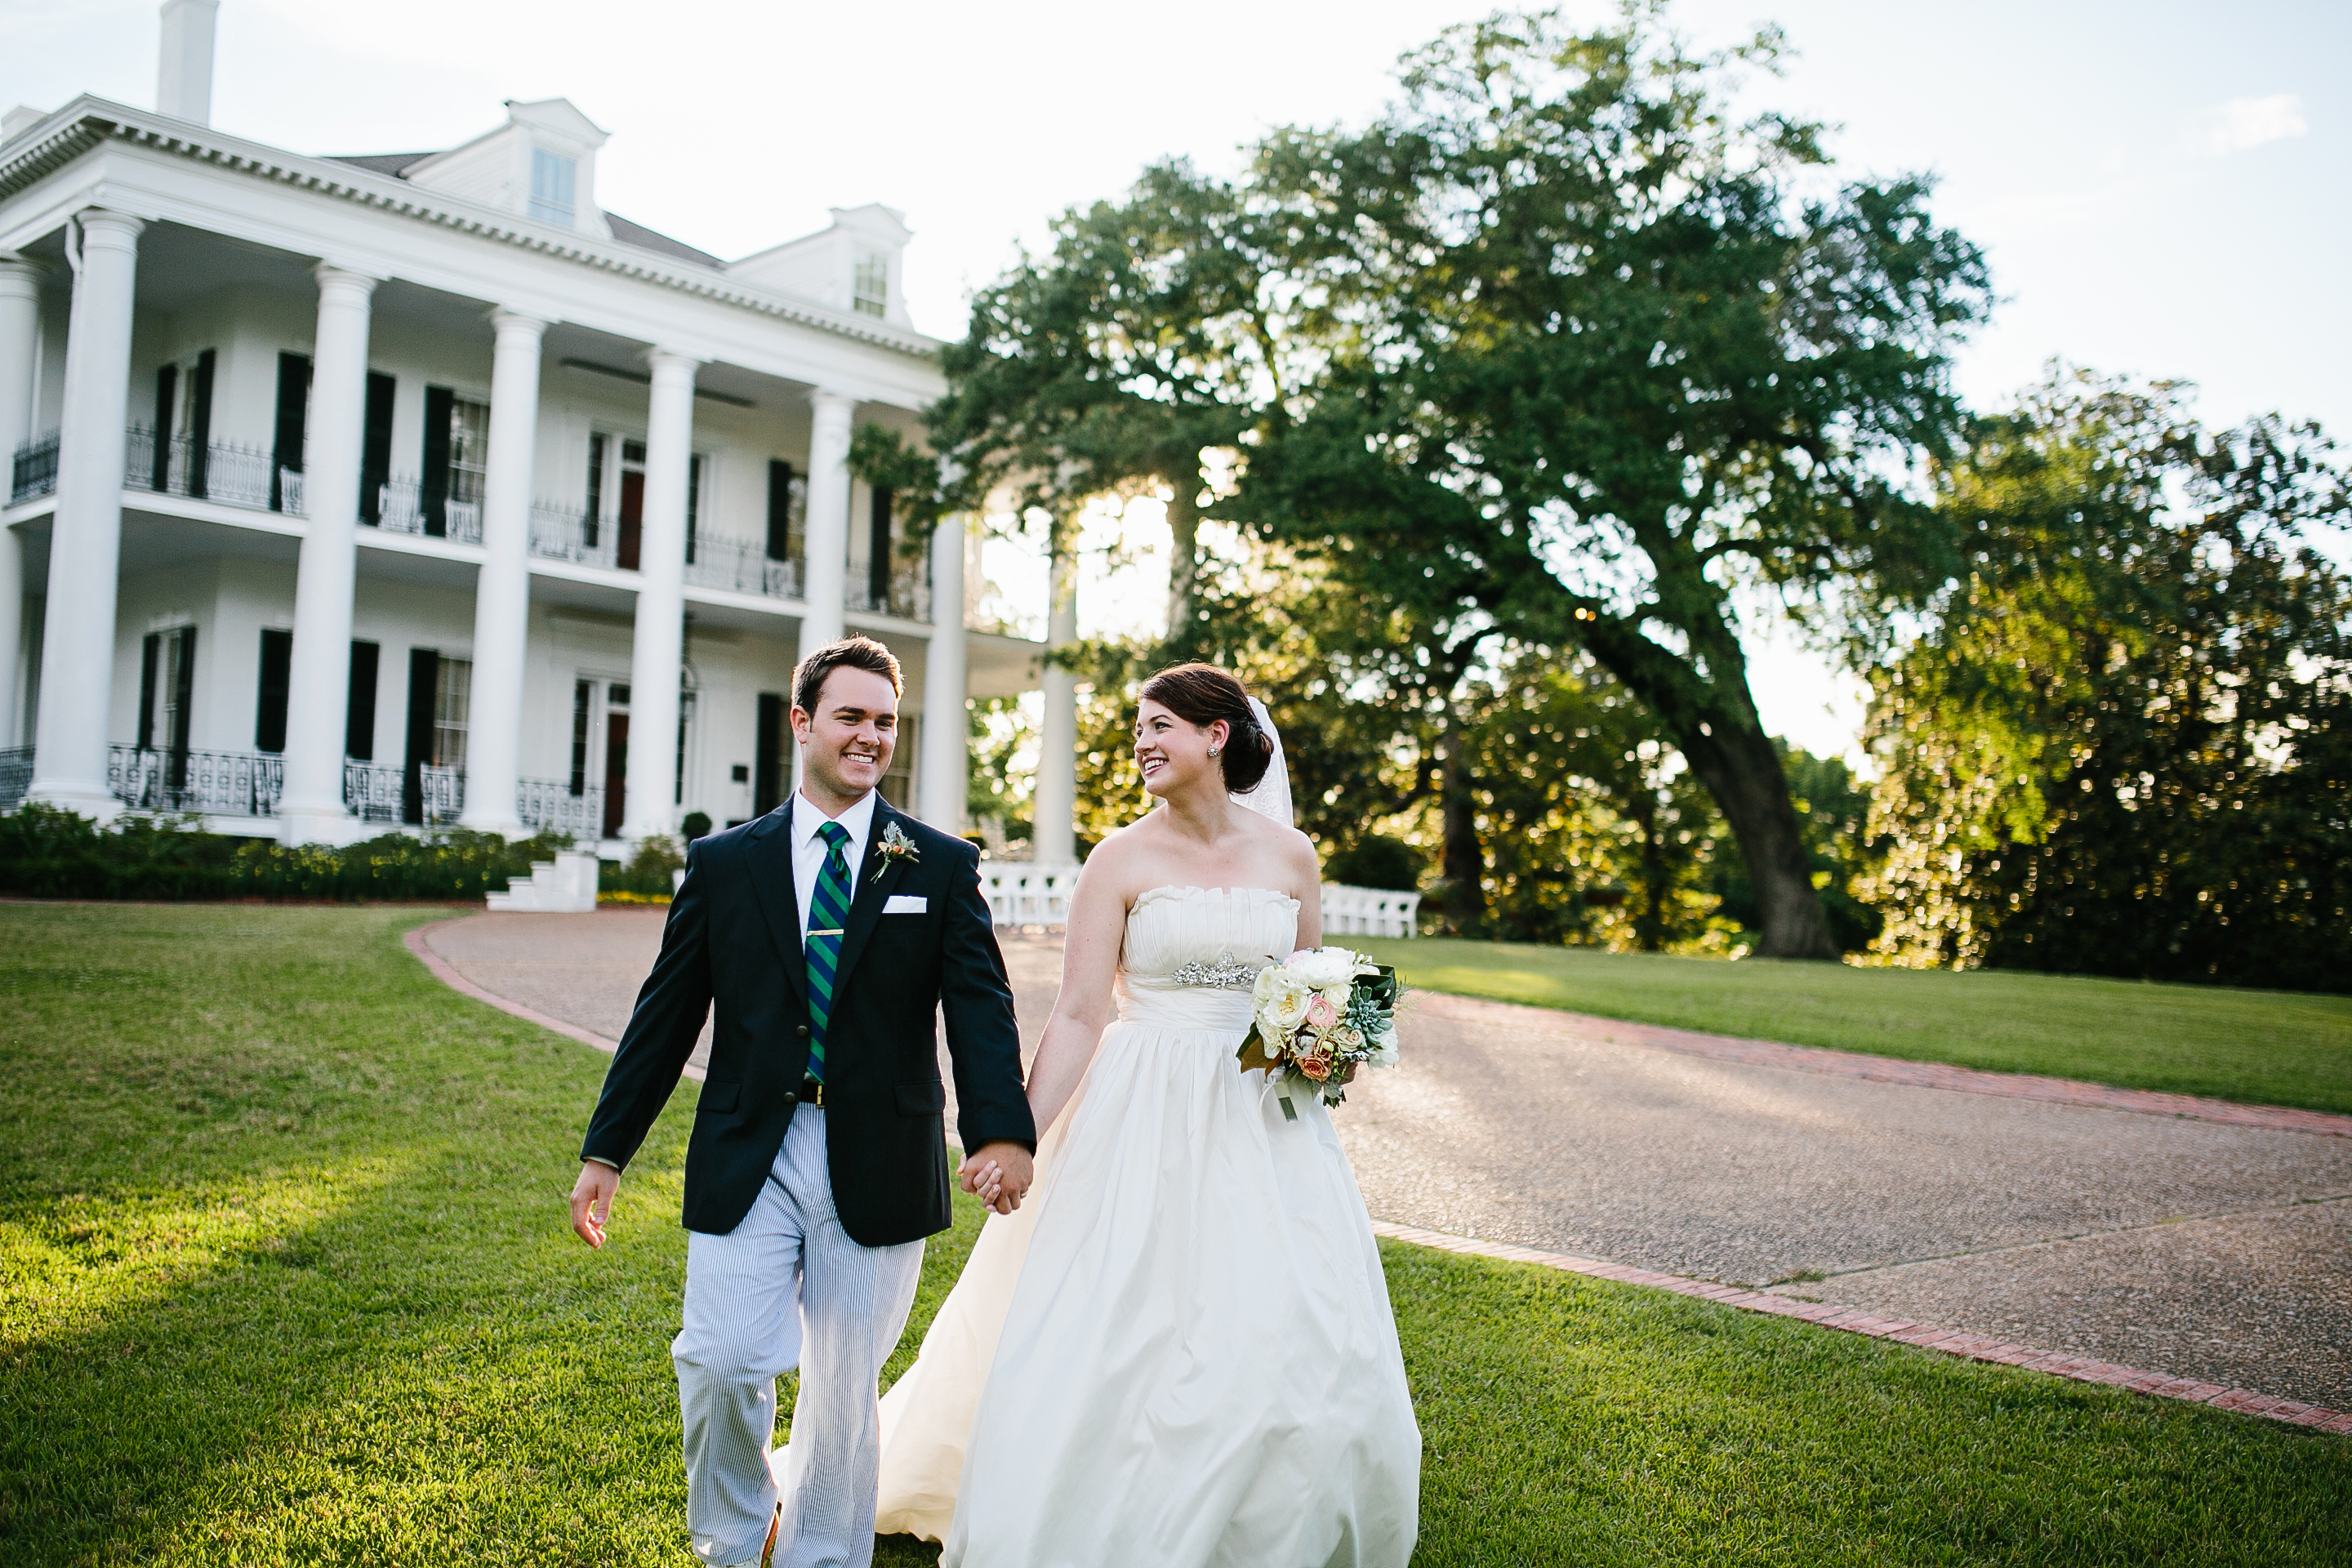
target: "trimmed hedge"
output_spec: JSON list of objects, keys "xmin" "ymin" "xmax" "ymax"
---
[{"xmin": 0, "ymin": 804, "xmax": 571, "ymax": 902}]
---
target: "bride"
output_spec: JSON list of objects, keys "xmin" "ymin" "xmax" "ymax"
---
[{"xmin": 868, "ymin": 663, "xmax": 1420, "ymax": 1566}]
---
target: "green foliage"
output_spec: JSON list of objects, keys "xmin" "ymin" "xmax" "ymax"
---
[
  {"xmin": 964, "ymin": 693, "xmax": 1037, "ymax": 849},
  {"xmin": 1866, "ymin": 370, "xmax": 2352, "ymax": 991},
  {"xmin": 602, "ymin": 833, "xmax": 685, "ymax": 898},
  {"xmin": 679, "ymin": 811, "xmax": 713, "ymax": 843},
  {"xmin": 6, "ymin": 904, "xmax": 2345, "ymax": 1562},
  {"xmin": 1325, "ymin": 835, "xmax": 1422, "ymax": 893},
  {"xmin": 1707, "ymin": 742, "xmax": 1885, "ymax": 954},
  {"xmin": 0, "ymin": 804, "xmax": 568, "ymax": 902},
  {"xmin": 920, "ymin": 4, "xmax": 1990, "ymax": 957}
]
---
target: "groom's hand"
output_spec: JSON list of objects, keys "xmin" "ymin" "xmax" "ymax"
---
[
  {"xmin": 958, "ymin": 1142, "xmax": 1035, "ymax": 1216},
  {"xmin": 570, "ymin": 1160, "xmax": 619, "ymax": 1248}
]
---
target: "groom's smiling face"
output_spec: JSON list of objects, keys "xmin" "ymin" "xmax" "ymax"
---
[{"xmin": 794, "ymin": 667, "xmax": 899, "ymax": 806}]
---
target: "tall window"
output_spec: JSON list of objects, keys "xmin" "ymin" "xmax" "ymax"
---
[
  {"xmin": 853, "ymin": 249, "xmax": 888, "ymax": 317},
  {"xmin": 139, "ymin": 626, "xmax": 196, "ymax": 755},
  {"xmin": 448, "ymin": 397, "xmax": 489, "ymax": 509},
  {"xmin": 530, "ymin": 149, "xmax": 577, "ymax": 225},
  {"xmin": 585, "ymin": 433, "xmax": 607, "ymax": 549},
  {"xmin": 569, "ymin": 678, "xmax": 593, "ymax": 796},
  {"xmin": 766, "ymin": 460, "xmax": 804, "ymax": 564},
  {"xmin": 433, "ymin": 657, "xmax": 472, "ymax": 770}
]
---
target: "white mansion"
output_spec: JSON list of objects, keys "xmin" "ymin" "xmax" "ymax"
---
[{"xmin": 0, "ymin": 0, "xmax": 1059, "ymax": 853}]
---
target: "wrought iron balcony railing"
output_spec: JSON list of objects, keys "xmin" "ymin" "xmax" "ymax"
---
[
  {"xmin": 345, "ymin": 760, "xmax": 466, "ymax": 827},
  {"xmin": 684, "ymin": 534, "xmax": 803, "ymax": 600},
  {"xmin": 108, "ymin": 744, "xmax": 284, "ymax": 817},
  {"xmin": 123, "ymin": 427, "xmax": 301, "ymax": 514},
  {"xmin": 0, "ymin": 746, "xmax": 32, "ymax": 808},
  {"xmin": 10, "ymin": 432, "xmax": 58, "ymax": 505},
  {"xmin": 846, "ymin": 559, "xmax": 933, "ymax": 622},
  {"xmin": 528, "ymin": 501, "xmax": 617, "ymax": 569},
  {"xmin": 370, "ymin": 475, "xmax": 483, "ymax": 545},
  {"xmin": 517, "ymin": 776, "xmax": 607, "ymax": 840}
]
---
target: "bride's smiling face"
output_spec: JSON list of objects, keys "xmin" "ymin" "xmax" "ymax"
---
[{"xmin": 1133, "ymin": 697, "xmax": 1227, "ymax": 799}]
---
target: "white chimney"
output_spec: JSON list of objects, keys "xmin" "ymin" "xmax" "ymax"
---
[{"xmin": 156, "ymin": 0, "xmax": 219, "ymax": 127}]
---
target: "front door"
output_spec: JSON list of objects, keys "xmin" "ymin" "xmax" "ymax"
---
[{"xmin": 603, "ymin": 712, "xmax": 629, "ymax": 838}]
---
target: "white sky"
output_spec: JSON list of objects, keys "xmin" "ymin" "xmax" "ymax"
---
[{"xmin": 7, "ymin": 0, "xmax": 2344, "ymax": 760}]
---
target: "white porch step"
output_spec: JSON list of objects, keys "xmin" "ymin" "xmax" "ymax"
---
[{"xmin": 487, "ymin": 849, "xmax": 601, "ymax": 912}]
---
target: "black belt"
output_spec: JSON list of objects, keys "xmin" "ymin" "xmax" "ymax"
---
[{"xmin": 794, "ymin": 1076, "xmax": 827, "ymax": 1109}]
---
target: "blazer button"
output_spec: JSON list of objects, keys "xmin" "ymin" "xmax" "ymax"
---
[
  {"xmin": 796, "ymin": 1025, "xmax": 811, "ymax": 1039},
  {"xmin": 782, "ymin": 1090, "xmax": 798, "ymax": 1107}
]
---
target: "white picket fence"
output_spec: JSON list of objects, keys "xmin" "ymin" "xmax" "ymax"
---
[
  {"xmin": 980, "ymin": 864, "xmax": 1081, "ymax": 928},
  {"xmin": 1321, "ymin": 884, "xmax": 1422, "ymax": 939},
  {"xmin": 977, "ymin": 866, "xmax": 1419, "ymax": 938}
]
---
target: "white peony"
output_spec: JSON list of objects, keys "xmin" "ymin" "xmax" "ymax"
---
[
  {"xmin": 1253, "ymin": 966, "xmax": 1316, "ymax": 1035},
  {"xmin": 1288, "ymin": 947, "xmax": 1364, "ymax": 991}
]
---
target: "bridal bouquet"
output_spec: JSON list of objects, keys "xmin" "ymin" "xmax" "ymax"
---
[{"xmin": 1241, "ymin": 947, "xmax": 1401, "ymax": 1120}]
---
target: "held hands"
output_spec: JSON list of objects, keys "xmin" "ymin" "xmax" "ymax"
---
[
  {"xmin": 570, "ymin": 1160, "xmax": 619, "ymax": 1248},
  {"xmin": 958, "ymin": 1141, "xmax": 1035, "ymax": 1216}
]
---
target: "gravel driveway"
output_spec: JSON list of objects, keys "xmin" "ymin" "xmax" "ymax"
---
[{"xmin": 425, "ymin": 911, "xmax": 2352, "ymax": 1408}]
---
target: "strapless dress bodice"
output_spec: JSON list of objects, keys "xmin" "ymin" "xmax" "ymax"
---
[{"xmin": 1114, "ymin": 884, "xmax": 1299, "ymax": 1031}]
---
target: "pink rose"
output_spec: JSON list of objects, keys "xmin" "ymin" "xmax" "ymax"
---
[
  {"xmin": 1306, "ymin": 996, "xmax": 1337, "ymax": 1029},
  {"xmin": 1298, "ymin": 1054, "xmax": 1333, "ymax": 1082}
]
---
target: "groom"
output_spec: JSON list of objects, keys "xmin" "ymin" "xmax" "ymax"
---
[{"xmin": 570, "ymin": 635, "xmax": 1036, "ymax": 1568}]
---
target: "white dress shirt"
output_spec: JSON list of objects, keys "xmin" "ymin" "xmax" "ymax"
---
[{"xmin": 789, "ymin": 787, "xmax": 878, "ymax": 943}]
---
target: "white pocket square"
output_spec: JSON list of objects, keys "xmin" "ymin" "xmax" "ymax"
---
[{"xmin": 883, "ymin": 895, "xmax": 928, "ymax": 915}]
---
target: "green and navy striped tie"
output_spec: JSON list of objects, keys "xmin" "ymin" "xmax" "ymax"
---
[{"xmin": 803, "ymin": 820, "xmax": 854, "ymax": 1082}]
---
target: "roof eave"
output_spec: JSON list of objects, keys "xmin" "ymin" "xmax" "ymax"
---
[{"xmin": 0, "ymin": 97, "xmax": 944, "ymax": 363}]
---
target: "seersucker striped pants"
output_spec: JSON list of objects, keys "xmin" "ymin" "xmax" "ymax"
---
[{"xmin": 673, "ymin": 1107, "xmax": 925, "ymax": 1568}]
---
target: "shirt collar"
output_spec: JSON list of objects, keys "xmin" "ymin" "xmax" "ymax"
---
[{"xmin": 790, "ymin": 787, "xmax": 880, "ymax": 852}]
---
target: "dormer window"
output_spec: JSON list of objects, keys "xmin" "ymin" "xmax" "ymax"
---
[
  {"xmin": 853, "ymin": 248, "xmax": 889, "ymax": 317},
  {"xmin": 530, "ymin": 148, "xmax": 577, "ymax": 226}
]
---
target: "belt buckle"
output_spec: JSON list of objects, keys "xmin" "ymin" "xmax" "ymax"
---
[{"xmin": 801, "ymin": 1078, "xmax": 825, "ymax": 1109}]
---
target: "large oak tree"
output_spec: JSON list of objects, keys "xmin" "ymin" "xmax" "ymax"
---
[{"xmin": 915, "ymin": 4, "xmax": 1989, "ymax": 956}]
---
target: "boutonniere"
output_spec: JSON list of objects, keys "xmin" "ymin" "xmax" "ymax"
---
[{"xmin": 877, "ymin": 820, "xmax": 920, "ymax": 866}]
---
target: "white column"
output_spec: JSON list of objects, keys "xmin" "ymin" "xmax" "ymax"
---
[
  {"xmin": 276, "ymin": 265, "xmax": 377, "ymax": 844},
  {"xmin": 917, "ymin": 512, "xmax": 969, "ymax": 831},
  {"xmin": 1032, "ymin": 533, "xmax": 1079, "ymax": 866},
  {"xmin": 621, "ymin": 347, "xmax": 700, "ymax": 840},
  {"xmin": 457, "ymin": 308, "xmax": 545, "ymax": 837},
  {"xmin": 29, "ymin": 212, "xmax": 142, "ymax": 819},
  {"xmin": 0, "ymin": 256, "xmax": 41, "ymax": 750},
  {"xmin": 796, "ymin": 388, "xmax": 853, "ymax": 663}
]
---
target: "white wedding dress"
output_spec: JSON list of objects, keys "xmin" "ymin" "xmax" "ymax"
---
[{"xmin": 872, "ymin": 884, "xmax": 1420, "ymax": 1566}]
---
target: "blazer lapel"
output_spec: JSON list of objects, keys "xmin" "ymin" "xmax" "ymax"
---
[
  {"xmin": 827, "ymin": 800, "xmax": 911, "ymax": 1001},
  {"xmin": 746, "ymin": 801, "xmax": 808, "ymax": 1004}
]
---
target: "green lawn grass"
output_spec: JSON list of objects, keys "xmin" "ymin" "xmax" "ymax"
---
[
  {"xmin": 1360, "ymin": 937, "xmax": 2352, "ymax": 1116},
  {"xmin": 2, "ymin": 904, "xmax": 2343, "ymax": 1565}
]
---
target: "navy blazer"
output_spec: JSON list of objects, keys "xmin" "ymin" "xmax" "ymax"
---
[{"xmin": 578, "ymin": 796, "xmax": 1036, "ymax": 1245}]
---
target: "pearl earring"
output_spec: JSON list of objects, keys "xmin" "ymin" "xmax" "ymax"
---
[{"xmin": 1208, "ymin": 745, "xmax": 1222, "ymax": 756}]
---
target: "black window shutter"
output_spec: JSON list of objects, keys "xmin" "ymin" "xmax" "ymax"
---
[
  {"xmin": 152, "ymin": 363, "xmax": 176, "ymax": 490},
  {"xmin": 403, "ymin": 648, "xmax": 439, "ymax": 825},
  {"xmin": 187, "ymin": 350, "xmax": 216, "ymax": 500},
  {"xmin": 868, "ymin": 485, "xmax": 894, "ymax": 607},
  {"xmin": 686, "ymin": 456, "xmax": 701, "ymax": 564},
  {"xmin": 256, "ymin": 628, "xmax": 292, "ymax": 753},
  {"xmin": 360, "ymin": 372, "xmax": 394, "ymax": 524},
  {"xmin": 169, "ymin": 626, "xmax": 195, "ymax": 755},
  {"xmin": 755, "ymin": 693, "xmax": 786, "ymax": 817},
  {"xmin": 421, "ymin": 385, "xmax": 455, "ymax": 537},
  {"xmin": 345, "ymin": 640, "xmax": 380, "ymax": 760},
  {"xmin": 137, "ymin": 632, "xmax": 159, "ymax": 751},
  {"xmin": 766, "ymin": 461, "xmax": 793, "ymax": 561},
  {"xmin": 271, "ymin": 352, "xmax": 311, "ymax": 512}
]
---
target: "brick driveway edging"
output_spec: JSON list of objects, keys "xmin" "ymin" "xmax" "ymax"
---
[
  {"xmin": 1370, "ymin": 1219, "xmax": 2352, "ymax": 1436},
  {"xmin": 1414, "ymin": 991, "xmax": 2352, "ymax": 1138},
  {"xmin": 400, "ymin": 919, "xmax": 714, "ymax": 1080}
]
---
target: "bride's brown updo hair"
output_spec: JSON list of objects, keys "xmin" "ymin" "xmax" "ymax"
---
[{"xmin": 1138, "ymin": 664, "xmax": 1275, "ymax": 794}]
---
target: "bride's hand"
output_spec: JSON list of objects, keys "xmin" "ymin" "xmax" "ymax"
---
[{"xmin": 960, "ymin": 1142, "xmax": 1036, "ymax": 1215}]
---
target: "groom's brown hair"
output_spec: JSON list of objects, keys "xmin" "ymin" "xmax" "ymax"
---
[{"xmin": 793, "ymin": 636, "xmax": 903, "ymax": 717}]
